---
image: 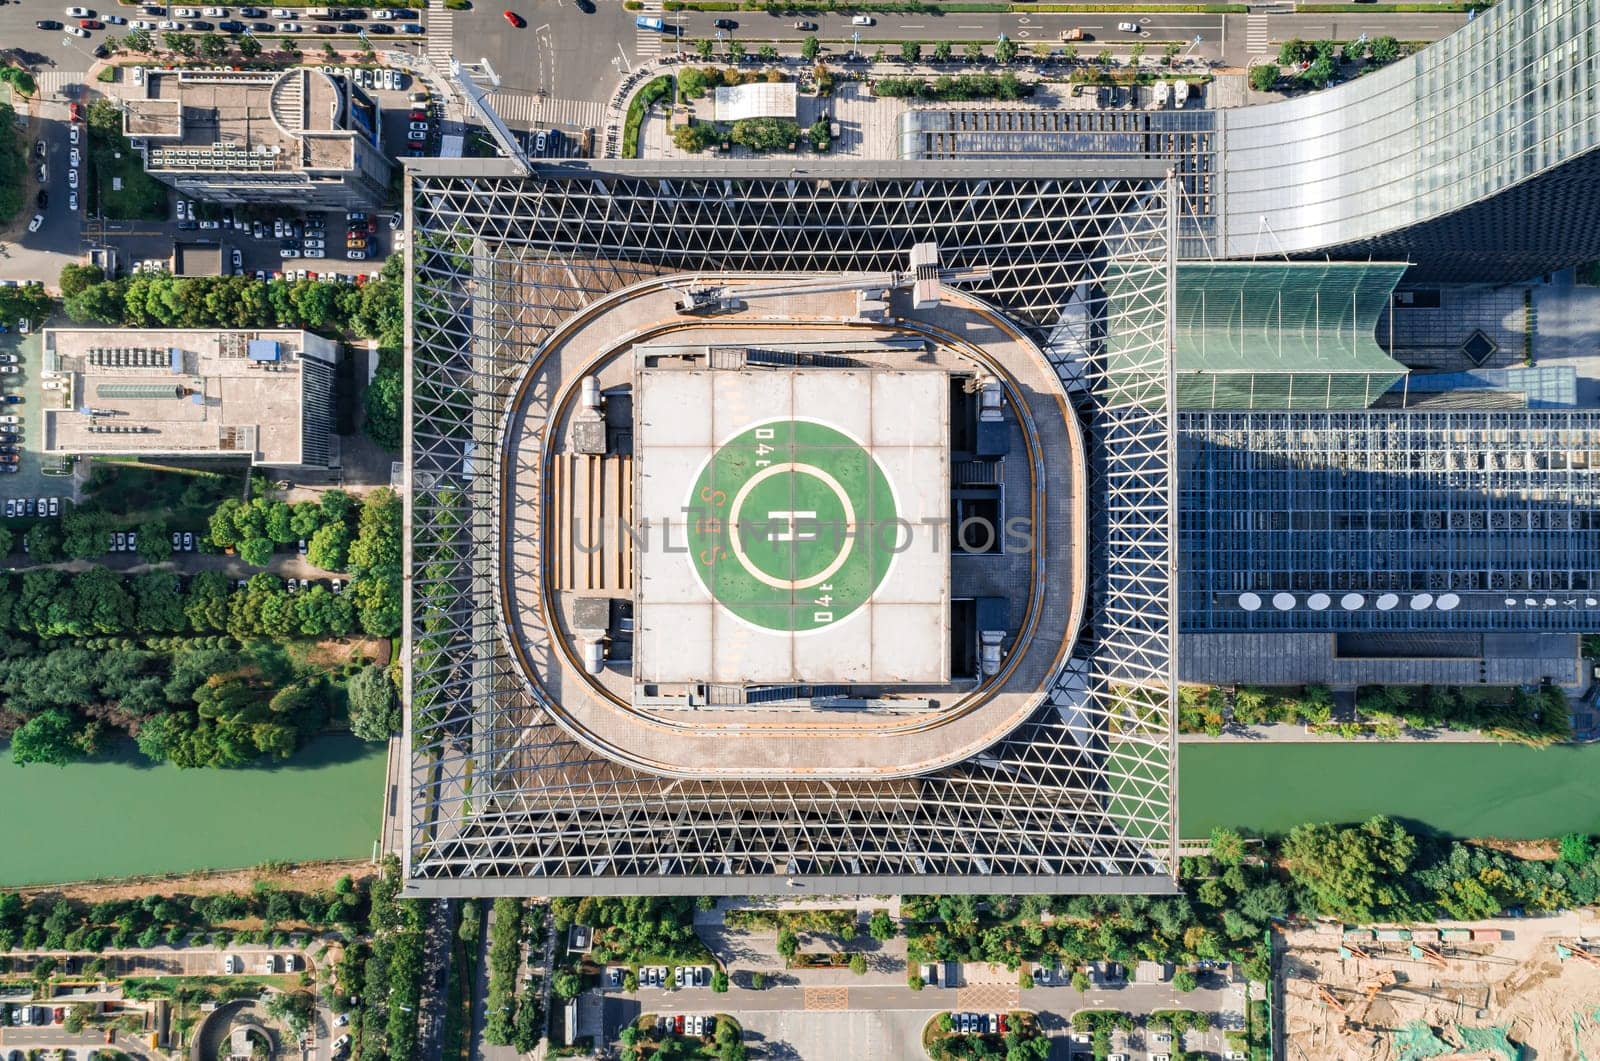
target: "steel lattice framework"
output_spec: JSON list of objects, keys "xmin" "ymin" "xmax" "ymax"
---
[{"xmin": 402, "ymin": 159, "xmax": 1179, "ymax": 896}]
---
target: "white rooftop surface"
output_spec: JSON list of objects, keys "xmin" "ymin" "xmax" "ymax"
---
[
  {"xmin": 713, "ymin": 82, "xmax": 798, "ymax": 122},
  {"xmin": 634, "ymin": 368, "xmax": 950, "ymax": 686}
]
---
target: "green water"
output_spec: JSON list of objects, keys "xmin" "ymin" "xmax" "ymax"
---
[
  {"xmin": 1180, "ymin": 741, "xmax": 1600, "ymax": 839},
  {"xmin": 2, "ymin": 737, "xmax": 387, "ymax": 886}
]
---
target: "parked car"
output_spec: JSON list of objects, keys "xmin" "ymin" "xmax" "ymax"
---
[
  {"xmin": 26, "ymin": 214, "xmax": 42, "ymax": 233},
  {"xmin": 35, "ymin": 19, "xmax": 63, "ymax": 29},
  {"xmin": 64, "ymin": 6, "xmax": 93, "ymax": 17},
  {"xmin": 502, "ymin": 9, "xmax": 523, "ymax": 27},
  {"xmin": 183, "ymin": 532, "xmax": 195, "ymax": 551},
  {"xmin": 67, "ymin": 26, "xmax": 92, "ymax": 37},
  {"xmin": 276, "ymin": 20, "xmax": 301, "ymax": 31},
  {"xmin": 401, "ymin": 22, "xmax": 423, "ymax": 32}
]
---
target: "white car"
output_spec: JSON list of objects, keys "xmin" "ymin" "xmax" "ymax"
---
[
  {"xmin": 157, "ymin": 19, "xmax": 179, "ymax": 29},
  {"xmin": 173, "ymin": 6, "xmax": 197, "ymax": 15},
  {"xmin": 69, "ymin": 126, "xmax": 79, "ymax": 145},
  {"xmin": 851, "ymin": 14, "xmax": 873, "ymax": 24},
  {"xmin": 203, "ymin": 6, "xmax": 228, "ymax": 15},
  {"xmin": 0, "ymin": 416, "xmax": 18, "ymax": 426},
  {"xmin": 231, "ymin": 249, "xmax": 242, "ymax": 269},
  {"xmin": 280, "ymin": 248, "xmax": 300, "ymax": 258},
  {"xmin": 270, "ymin": 6, "xmax": 292, "ymax": 15},
  {"xmin": 27, "ymin": 214, "xmax": 42, "ymax": 233},
  {"xmin": 277, "ymin": 21, "xmax": 301, "ymax": 31},
  {"xmin": 69, "ymin": 148, "xmax": 80, "ymax": 167},
  {"xmin": 65, "ymin": 5, "xmax": 91, "ymax": 16},
  {"xmin": 408, "ymin": 120, "xmax": 430, "ymax": 133},
  {"xmin": 1118, "ymin": 21, "xmax": 1139, "ymax": 32},
  {"xmin": 372, "ymin": 7, "xmax": 392, "ymax": 16},
  {"xmin": 347, "ymin": 249, "xmax": 366, "ymax": 261},
  {"xmin": 131, "ymin": 18, "xmax": 155, "ymax": 28},
  {"xmin": 68, "ymin": 169, "xmax": 79, "ymax": 190},
  {"xmin": 67, "ymin": 25, "xmax": 91, "ymax": 37},
  {"xmin": 133, "ymin": 65, "xmax": 146, "ymax": 84},
  {"xmin": 68, "ymin": 191, "xmax": 78, "ymax": 211}
]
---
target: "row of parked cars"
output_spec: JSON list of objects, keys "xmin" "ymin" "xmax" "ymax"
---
[
  {"xmin": 951, "ymin": 1012, "xmax": 1008, "ymax": 1037},
  {"xmin": 620, "ymin": 964, "xmax": 712, "ymax": 989},
  {"xmin": 655, "ymin": 1014, "xmax": 716, "ymax": 1038},
  {"xmin": 6, "ymin": 497, "xmax": 60, "ymax": 519},
  {"xmin": 237, "ymin": 577, "xmax": 344, "ymax": 594},
  {"xmin": 5, "ymin": 1005, "xmax": 66, "ymax": 1026}
]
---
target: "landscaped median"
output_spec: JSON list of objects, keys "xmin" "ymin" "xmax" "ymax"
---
[{"xmin": 622, "ymin": 75, "xmax": 675, "ymax": 159}]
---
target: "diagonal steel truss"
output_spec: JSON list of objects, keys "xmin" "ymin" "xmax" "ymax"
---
[{"xmin": 402, "ymin": 161, "xmax": 1179, "ymax": 896}]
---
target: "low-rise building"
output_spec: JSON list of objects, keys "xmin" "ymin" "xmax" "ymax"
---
[
  {"xmin": 41, "ymin": 328, "xmax": 339, "ymax": 471},
  {"xmin": 123, "ymin": 68, "xmax": 392, "ymax": 209}
]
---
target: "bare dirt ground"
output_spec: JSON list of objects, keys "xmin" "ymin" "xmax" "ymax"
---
[
  {"xmin": 10, "ymin": 860, "xmax": 377, "ymax": 905},
  {"xmin": 1282, "ymin": 911, "xmax": 1600, "ymax": 1061}
]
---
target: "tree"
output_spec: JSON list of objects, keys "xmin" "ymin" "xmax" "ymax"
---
[
  {"xmin": 1560, "ymin": 832, "xmax": 1595, "ymax": 865},
  {"xmin": 1248, "ymin": 63, "xmax": 1280, "ymax": 92},
  {"xmin": 238, "ymin": 537, "xmax": 275, "ymax": 567},
  {"xmin": 993, "ymin": 36, "xmax": 1017, "ymax": 66},
  {"xmin": 163, "ymin": 32, "xmax": 196, "ymax": 57},
  {"xmin": 1173, "ymin": 970, "xmax": 1198, "ymax": 992},
  {"xmin": 933, "ymin": 40, "xmax": 953, "ymax": 63},
  {"xmin": 12, "ymin": 710, "xmax": 81, "ymax": 766},
  {"xmin": 711, "ymin": 968, "xmax": 728, "ymax": 992},
  {"xmin": 848, "ymin": 953, "xmax": 867, "ymax": 975},
  {"xmin": 306, "ymin": 521, "xmax": 351, "ymax": 572},
  {"xmin": 757, "ymin": 43, "xmax": 778, "ymax": 63},
  {"xmin": 552, "ymin": 969, "xmax": 581, "ymax": 1000},
  {"xmin": 727, "ymin": 39, "xmax": 745, "ymax": 62},
  {"xmin": 1210, "ymin": 827, "xmax": 1246, "ymax": 866},
  {"xmin": 1281, "ymin": 815, "xmax": 1417, "ymax": 921},
  {"xmin": 348, "ymin": 665, "xmax": 402, "ymax": 742},
  {"xmin": 1129, "ymin": 41, "xmax": 1146, "ymax": 65},
  {"xmin": 124, "ymin": 28, "xmax": 153, "ymax": 52},
  {"xmin": 238, "ymin": 32, "xmax": 262, "ymax": 59},
  {"xmin": 1277, "ymin": 38, "xmax": 1311, "ymax": 66},
  {"xmin": 671, "ymin": 122, "xmax": 717, "ymax": 153},
  {"xmin": 802, "ymin": 36, "xmax": 820, "ymax": 62},
  {"xmin": 1071, "ymin": 970, "xmax": 1090, "ymax": 993},
  {"xmin": 776, "ymin": 927, "xmax": 798, "ymax": 961},
  {"xmin": 1164, "ymin": 42, "xmax": 1182, "ymax": 67},
  {"xmin": 1369, "ymin": 35, "xmax": 1401, "ymax": 64},
  {"xmin": 198, "ymin": 33, "xmax": 229, "ymax": 61},
  {"xmin": 278, "ymin": 36, "xmax": 300, "ymax": 57},
  {"xmin": 750, "ymin": 971, "xmax": 766, "ymax": 989},
  {"xmin": 868, "ymin": 910, "xmax": 895, "ymax": 941},
  {"xmin": 696, "ymin": 38, "xmax": 715, "ymax": 61},
  {"xmin": 728, "ymin": 117, "xmax": 800, "ymax": 152},
  {"xmin": 1302, "ymin": 53, "xmax": 1336, "ymax": 88},
  {"xmin": 137, "ymin": 520, "xmax": 171, "ymax": 565},
  {"xmin": 964, "ymin": 41, "xmax": 983, "ymax": 63},
  {"xmin": 901, "ymin": 41, "xmax": 922, "ymax": 64},
  {"xmin": 58, "ymin": 263, "xmax": 105, "ymax": 297}
]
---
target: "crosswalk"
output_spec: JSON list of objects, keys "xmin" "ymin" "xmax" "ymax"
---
[
  {"xmin": 634, "ymin": 0, "xmax": 664, "ymax": 61},
  {"xmin": 487, "ymin": 92, "xmax": 604, "ymax": 130},
  {"xmin": 36, "ymin": 72, "xmax": 85, "ymax": 98},
  {"xmin": 1246, "ymin": 15, "xmax": 1271, "ymax": 55},
  {"xmin": 424, "ymin": 0, "xmax": 455, "ymax": 67}
]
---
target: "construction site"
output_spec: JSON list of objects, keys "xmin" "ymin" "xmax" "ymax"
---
[{"xmin": 1281, "ymin": 912, "xmax": 1600, "ymax": 1061}]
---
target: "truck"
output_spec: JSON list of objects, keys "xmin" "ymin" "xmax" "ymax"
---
[
  {"xmin": 1059, "ymin": 27, "xmax": 1085, "ymax": 41},
  {"xmin": 304, "ymin": 7, "xmax": 335, "ymax": 18},
  {"xmin": 634, "ymin": 14, "xmax": 666, "ymax": 30}
]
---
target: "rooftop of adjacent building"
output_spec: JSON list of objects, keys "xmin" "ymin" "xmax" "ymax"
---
[
  {"xmin": 40, "ymin": 328, "xmax": 337, "ymax": 466},
  {"xmin": 124, "ymin": 68, "xmax": 363, "ymax": 172}
]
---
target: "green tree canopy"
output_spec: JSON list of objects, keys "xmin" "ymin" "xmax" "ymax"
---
[{"xmin": 1281, "ymin": 815, "xmax": 1417, "ymax": 921}]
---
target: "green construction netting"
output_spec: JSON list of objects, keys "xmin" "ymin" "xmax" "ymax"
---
[
  {"xmin": 1394, "ymin": 1020, "xmax": 1454, "ymax": 1061},
  {"xmin": 1455, "ymin": 1024, "xmax": 1523, "ymax": 1061}
]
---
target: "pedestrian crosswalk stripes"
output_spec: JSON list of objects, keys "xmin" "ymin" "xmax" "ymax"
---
[
  {"xmin": 425, "ymin": 0, "xmax": 455, "ymax": 67},
  {"xmin": 36, "ymin": 72, "xmax": 85, "ymax": 97},
  {"xmin": 1246, "ymin": 14, "xmax": 1271, "ymax": 55},
  {"xmin": 487, "ymin": 93, "xmax": 604, "ymax": 130},
  {"xmin": 635, "ymin": 0, "xmax": 663, "ymax": 59}
]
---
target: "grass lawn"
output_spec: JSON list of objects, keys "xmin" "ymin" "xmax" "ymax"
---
[{"xmin": 86, "ymin": 100, "xmax": 168, "ymax": 221}]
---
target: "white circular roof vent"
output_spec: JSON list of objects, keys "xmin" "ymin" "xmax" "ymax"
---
[
  {"xmin": 1273, "ymin": 592, "xmax": 1296, "ymax": 611},
  {"xmin": 1410, "ymin": 593, "xmax": 1434, "ymax": 610},
  {"xmin": 1504, "ymin": 597, "xmax": 1518, "ymax": 606},
  {"xmin": 1588, "ymin": 598, "xmax": 1598, "ymax": 607},
  {"xmin": 1341, "ymin": 593, "xmax": 1364, "ymax": 610},
  {"xmin": 1545, "ymin": 597, "xmax": 1557, "ymax": 607},
  {"xmin": 1308, "ymin": 592, "xmax": 1331, "ymax": 610},
  {"xmin": 1239, "ymin": 592, "xmax": 1262, "ymax": 611},
  {"xmin": 1376, "ymin": 593, "xmax": 1399, "ymax": 610},
  {"xmin": 1436, "ymin": 593, "xmax": 1460, "ymax": 611}
]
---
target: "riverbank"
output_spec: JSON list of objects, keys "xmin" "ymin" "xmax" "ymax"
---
[
  {"xmin": 1180, "ymin": 742, "xmax": 1600, "ymax": 839},
  {"xmin": 1, "ymin": 735, "xmax": 386, "ymax": 886}
]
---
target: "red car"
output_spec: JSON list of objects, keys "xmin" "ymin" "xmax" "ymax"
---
[
  {"xmin": 502, "ymin": 9, "xmax": 524, "ymax": 26},
  {"xmin": 80, "ymin": 18, "xmax": 104, "ymax": 28},
  {"xmin": 674, "ymin": 1015, "xmax": 685, "ymax": 1034},
  {"xmin": 53, "ymin": 1007, "xmax": 65, "ymax": 1023},
  {"xmin": 998, "ymin": 1014, "xmax": 1008, "ymax": 1034},
  {"xmin": 68, "ymin": 102, "xmax": 84, "ymax": 122},
  {"xmin": 409, "ymin": 109, "xmax": 427, "ymax": 121}
]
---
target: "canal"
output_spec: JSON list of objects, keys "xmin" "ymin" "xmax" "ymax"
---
[
  {"xmin": 1179, "ymin": 741, "xmax": 1600, "ymax": 839},
  {"xmin": 4, "ymin": 736, "xmax": 387, "ymax": 887}
]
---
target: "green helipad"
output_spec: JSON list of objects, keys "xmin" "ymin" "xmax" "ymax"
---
[{"xmin": 635, "ymin": 368, "xmax": 951, "ymax": 686}]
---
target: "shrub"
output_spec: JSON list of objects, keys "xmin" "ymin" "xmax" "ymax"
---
[{"xmin": 1248, "ymin": 63, "xmax": 1279, "ymax": 92}]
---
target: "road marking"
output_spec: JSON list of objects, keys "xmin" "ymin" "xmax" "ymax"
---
[
  {"xmin": 535, "ymin": 22, "xmax": 549, "ymax": 31},
  {"xmin": 900, "ymin": 23, "xmax": 924, "ymax": 28},
  {"xmin": 958, "ymin": 24, "xmax": 982, "ymax": 29}
]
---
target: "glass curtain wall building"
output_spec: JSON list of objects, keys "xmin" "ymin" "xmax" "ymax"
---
[{"xmin": 900, "ymin": 0, "xmax": 1600, "ymax": 282}]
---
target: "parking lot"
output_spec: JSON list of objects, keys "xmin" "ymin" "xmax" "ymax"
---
[{"xmin": 0, "ymin": 314, "xmax": 74, "ymax": 504}]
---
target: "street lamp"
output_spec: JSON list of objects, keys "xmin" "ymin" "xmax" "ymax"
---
[
  {"xmin": 850, "ymin": 30, "xmax": 859, "ymax": 59},
  {"xmin": 1182, "ymin": 34, "xmax": 1203, "ymax": 63}
]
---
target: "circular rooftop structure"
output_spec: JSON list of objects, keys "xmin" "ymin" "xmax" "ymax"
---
[{"xmin": 496, "ymin": 272, "xmax": 1089, "ymax": 780}]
